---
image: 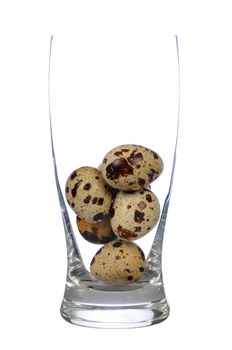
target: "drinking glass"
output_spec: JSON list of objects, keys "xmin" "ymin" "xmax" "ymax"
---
[{"xmin": 49, "ymin": 34, "xmax": 180, "ymax": 328}]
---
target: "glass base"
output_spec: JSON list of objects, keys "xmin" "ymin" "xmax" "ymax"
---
[{"xmin": 60, "ymin": 279, "xmax": 169, "ymax": 328}]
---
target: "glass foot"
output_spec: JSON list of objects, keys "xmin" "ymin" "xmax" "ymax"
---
[{"xmin": 60, "ymin": 277, "xmax": 169, "ymax": 328}]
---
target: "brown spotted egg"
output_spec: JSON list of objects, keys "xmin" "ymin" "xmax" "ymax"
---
[
  {"xmin": 65, "ymin": 166, "xmax": 113, "ymax": 223},
  {"xmin": 110, "ymin": 189, "xmax": 160, "ymax": 241},
  {"xmin": 100, "ymin": 144, "xmax": 163, "ymax": 191},
  {"xmin": 90, "ymin": 240, "xmax": 146, "ymax": 283},
  {"xmin": 76, "ymin": 216, "xmax": 116, "ymax": 244}
]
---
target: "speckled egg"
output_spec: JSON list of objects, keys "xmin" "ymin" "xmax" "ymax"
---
[
  {"xmin": 110, "ymin": 189, "xmax": 160, "ymax": 241},
  {"xmin": 90, "ymin": 240, "xmax": 146, "ymax": 283},
  {"xmin": 76, "ymin": 216, "xmax": 116, "ymax": 244},
  {"xmin": 65, "ymin": 166, "xmax": 113, "ymax": 223},
  {"xmin": 100, "ymin": 144, "xmax": 163, "ymax": 191}
]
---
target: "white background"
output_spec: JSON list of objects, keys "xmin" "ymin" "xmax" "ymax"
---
[{"xmin": 0, "ymin": 1, "xmax": 232, "ymax": 349}]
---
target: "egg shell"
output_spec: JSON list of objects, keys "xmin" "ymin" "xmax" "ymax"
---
[
  {"xmin": 65, "ymin": 166, "xmax": 113, "ymax": 223},
  {"xmin": 90, "ymin": 240, "xmax": 146, "ymax": 283},
  {"xmin": 101, "ymin": 144, "xmax": 163, "ymax": 191},
  {"xmin": 76, "ymin": 216, "xmax": 116, "ymax": 244},
  {"xmin": 111, "ymin": 189, "xmax": 160, "ymax": 241}
]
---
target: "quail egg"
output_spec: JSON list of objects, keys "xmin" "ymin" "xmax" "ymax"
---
[
  {"xmin": 100, "ymin": 144, "xmax": 163, "ymax": 191},
  {"xmin": 90, "ymin": 239, "xmax": 146, "ymax": 283},
  {"xmin": 110, "ymin": 189, "xmax": 160, "ymax": 240},
  {"xmin": 76, "ymin": 216, "xmax": 116, "ymax": 244},
  {"xmin": 65, "ymin": 166, "xmax": 113, "ymax": 223}
]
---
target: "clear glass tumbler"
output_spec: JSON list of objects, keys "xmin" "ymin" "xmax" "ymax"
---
[{"xmin": 49, "ymin": 34, "xmax": 180, "ymax": 328}]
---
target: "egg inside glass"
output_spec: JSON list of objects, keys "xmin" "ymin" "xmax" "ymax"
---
[{"xmin": 49, "ymin": 35, "xmax": 179, "ymax": 328}]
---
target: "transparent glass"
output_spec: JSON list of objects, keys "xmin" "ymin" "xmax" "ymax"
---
[{"xmin": 49, "ymin": 35, "xmax": 180, "ymax": 328}]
